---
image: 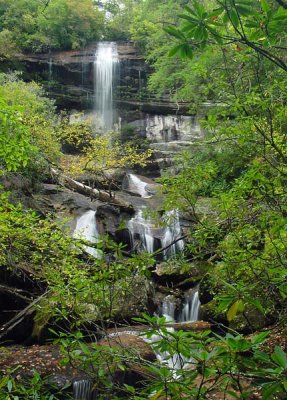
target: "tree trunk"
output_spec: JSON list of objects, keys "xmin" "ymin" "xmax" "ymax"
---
[{"xmin": 50, "ymin": 168, "xmax": 134, "ymax": 213}]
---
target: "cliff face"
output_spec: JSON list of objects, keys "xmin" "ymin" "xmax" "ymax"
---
[
  {"xmin": 10, "ymin": 42, "xmax": 146, "ymax": 109},
  {"xmin": 2, "ymin": 41, "xmax": 189, "ymax": 114}
]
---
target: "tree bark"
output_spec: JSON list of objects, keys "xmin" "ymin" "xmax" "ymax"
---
[
  {"xmin": 50, "ymin": 168, "xmax": 134, "ymax": 213},
  {"xmin": 105, "ymin": 321, "xmax": 211, "ymax": 336}
]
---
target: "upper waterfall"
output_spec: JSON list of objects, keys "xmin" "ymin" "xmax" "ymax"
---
[{"xmin": 94, "ymin": 42, "xmax": 119, "ymax": 132}]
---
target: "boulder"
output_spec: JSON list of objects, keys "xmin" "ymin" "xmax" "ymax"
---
[{"xmin": 98, "ymin": 334, "xmax": 156, "ymax": 362}]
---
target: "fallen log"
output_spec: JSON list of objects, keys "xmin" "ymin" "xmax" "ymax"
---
[
  {"xmin": 50, "ymin": 167, "xmax": 134, "ymax": 213},
  {"xmin": 105, "ymin": 321, "xmax": 211, "ymax": 336},
  {"xmin": 0, "ymin": 284, "xmax": 33, "ymax": 302},
  {"xmin": 0, "ymin": 291, "xmax": 49, "ymax": 340}
]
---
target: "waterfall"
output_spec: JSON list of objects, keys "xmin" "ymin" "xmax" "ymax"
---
[
  {"xmin": 179, "ymin": 286, "xmax": 201, "ymax": 322},
  {"xmin": 73, "ymin": 380, "xmax": 94, "ymax": 400},
  {"xmin": 94, "ymin": 42, "xmax": 119, "ymax": 132},
  {"xmin": 128, "ymin": 210, "xmax": 155, "ymax": 253},
  {"xmin": 128, "ymin": 174, "xmax": 151, "ymax": 198},
  {"xmin": 48, "ymin": 58, "xmax": 53, "ymax": 80},
  {"xmin": 161, "ymin": 295, "xmax": 176, "ymax": 321},
  {"xmin": 128, "ymin": 209, "xmax": 184, "ymax": 257},
  {"xmin": 162, "ymin": 210, "xmax": 184, "ymax": 259},
  {"xmin": 148, "ymin": 288, "xmax": 201, "ymax": 372},
  {"xmin": 161, "ymin": 287, "xmax": 200, "ymax": 323},
  {"xmin": 73, "ymin": 210, "xmax": 100, "ymax": 258}
]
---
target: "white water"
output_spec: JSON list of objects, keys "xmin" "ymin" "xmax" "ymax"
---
[
  {"xmin": 128, "ymin": 210, "xmax": 155, "ymax": 253},
  {"xmin": 94, "ymin": 42, "xmax": 119, "ymax": 131},
  {"xmin": 73, "ymin": 210, "xmax": 100, "ymax": 257},
  {"xmin": 162, "ymin": 210, "xmax": 184, "ymax": 259},
  {"xmin": 179, "ymin": 286, "xmax": 201, "ymax": 322},
  {"xmin": 149, "ymin": 288, "xmax": 201, "ymax": 372},
  {"xmin": 73, "ymin": 380, "xmax": 92, "ymax": 400},
  {"xmin": 128, "ymin": 209, "xmax": 184, "ymax": 258},
  {"xmin": 48, "ymin": 58, "xmax": 53, "ymax": 80},
  {"xmin": 128, "ymin": 173, "xmax": 151, "ymax": 198},
  {"xmin": 161, "ymin": 295, "xmax": 176, "ymax": 321}
]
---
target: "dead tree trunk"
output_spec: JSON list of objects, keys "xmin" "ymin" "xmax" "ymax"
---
[{"xmin": 50, "ymin": 168, "xmax": 134, "ymax": 213}]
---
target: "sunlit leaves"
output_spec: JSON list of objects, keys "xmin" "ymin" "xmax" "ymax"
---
[{"xmin": 0, "ymin": 100, "xmax": 33, "ymax": 171}]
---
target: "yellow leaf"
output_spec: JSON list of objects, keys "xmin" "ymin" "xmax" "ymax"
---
[{"xmin": 227, "ymin": 299, "xmax": 244, "ymax": 321}]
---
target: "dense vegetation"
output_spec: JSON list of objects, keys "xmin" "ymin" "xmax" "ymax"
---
[
  {"xmin": 0, "ymin": 0, "xmax": 104, "ymax": 54},
  {"xmin": 0, "ymin": 0, "xmax": 287, "ymax": 399}
]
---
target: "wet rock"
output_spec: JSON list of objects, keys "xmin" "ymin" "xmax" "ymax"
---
[
  {"xmin": 229, "ymin": 306, "xmax": 267, "ymax": 333},
  {"xmin": 153, "ymin": 261, "xmax": 208, "ymax": 289},
  {"xmin": 200, "ymin": 300, "xmax": 227, "ymax": 327}
]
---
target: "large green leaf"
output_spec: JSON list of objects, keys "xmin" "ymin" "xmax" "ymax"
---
[
  {"xmin": 271, "ymin": 346, "xmax": 287, "ymax": 369},
  {"xmin": 163, "ymin": 26, "xmax": 186, "ymax": 40}
]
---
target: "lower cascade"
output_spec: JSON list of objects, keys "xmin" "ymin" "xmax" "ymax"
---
[
  {"xmin": 179, "ymin": 286, "xmax": 201, "ymax": 322},
  {"xmin": 73, "ymin": 210, "xmax": 100, "ymax": 258},
  {"xmin": 128, "ymin": 209, "xmax": 184, "ymax": 258},
  {"xmin": 73, "ymin": 380, "xmax": 95, "ymax": 400},
  {"xmin": 146, "ymin": 287, "xmax": 201, "ymax": 372}
]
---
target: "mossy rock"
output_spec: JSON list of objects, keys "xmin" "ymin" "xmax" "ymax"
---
[
  {"xmin": 154, "ymin": 260, "xmax": 209, "ymax": 288},
  {"xmin": 229, "ymin": 306, "xmax": 266, "ymax": 333},
  {"xmin": 199, "ymin": 273, "xmax": 216, "ymax": 304},
  {"xmin": 200, "ymin": 300, "xmax": 227, "ymax": 326}
]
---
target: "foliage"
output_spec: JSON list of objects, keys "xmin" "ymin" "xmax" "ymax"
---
[
  {"xmin": 53, "ymin": 316, "xmax": 287, "ymax": 399},
  {"xmin": 151, "ymin": 0, "xmax": 287, "ymax": 329},
  {"xmin": 165, "ymin": 0, "xmax": 287, "ymax": 72},
  {"xmin": 0, "ymin": 28, "xmax": 18, "ymax": 59},
  {"xmin": 0, "ymin": 0, "xmax": 105, "ymax": 53},
  {"xmin": 0, "ymin": 369, "xmax": 71, "ymax": 399},
  {"xmin": 100, "ymin": 0, "xmax": 138, "ymax": 41},
  {"xmin": 58, "ymin": 115, "xmax": 94, "ymax": 154},
  {"xmin": 0, "ymin": 99, "xmax": 34, "ymax": 172},
  {"xmin": 0, "ymin": 74, "xmax": 61, "ymax": 172},
  {"xmin": 0, "ymin": 189, "xmax": 152, "ymax": 336},
  {"xmin": 61, "ymin": 132, "xmax": 153, "ymax": 193}
]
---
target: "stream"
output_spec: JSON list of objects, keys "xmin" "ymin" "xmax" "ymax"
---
[{"xmin": 58, "ymin": 42, "xmax": 202, "ymax": 399}]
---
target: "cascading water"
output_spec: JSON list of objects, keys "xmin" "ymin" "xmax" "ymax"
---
[
  {"xmin": 73, "ymin": 380, "xmax": 93, "ymax": 400},
  {"xmin": 73, "ymin": 210, "xmax": 100, "ymax": 258},
  {"xmin": 94, "ymin": 42, "xmax": 119, "ymax": 131},
  {"xmin": 148, "ymin": 288, "xmax": 201, "ymax": 372},
  {"xmin": 128, "ymin": 210, "xmax": 155, "ymax": 253},
  {"xmin": 161, "ymin": 295, "xmax": 176, "ymax": 321},
  {"xmin": 179, "ymin": 286, "xmax": 201, "ymax": 322},
  {"xmin": 128, "ymin": 209, "xmax": 184, "ymax": 257},
  {"xmin": 48, "ymin": 58, "xmax": 53, "ymax": 80},
  {"xmin": 127, "ymin": 173, "xmax": 151, "ymax": 198},
  {"xmin": 162, "ymin": 210, "xmax": 184, "ymax": 259}
]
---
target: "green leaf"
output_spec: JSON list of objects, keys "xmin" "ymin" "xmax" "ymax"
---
[
  {"xmin": 178, "ymin": 14, "xmax": 198, "ymax": 25},
  {"xmin": 7, "ymin": 380, "xmax": 13, "ymax": 393},
  {"xmin": 261, "ymin": 0, "xmax": 270, "ymax": 13},
  {"xmin": 229, "ymin": 9, "xmax": 240, "ymax": 28},
  {"xmin": 192, "ymin": 0, "xmax": 206, "ymax": 18},
  {"xmin": 251, "ymin": 331, "xmax": 269, "ymax": 345},
  {"xmin": 262, "ymin": 382, "xmax": 281, "ymax": 400},
  {"xmin": 79, "ymin": 342, "xmax": 91, "ymax": 355},
  {"xmin": 271, "ymin": 346, "xmax": 287, "ymax": 369},
  {"xmin": 249, "ymin": 298, "xmax": 264, "ymax": 314},
  {"xmin": 168, "ymin": 44, "xmax": 184, "ymax": 57},
  {"xmin": 163, "ymin": 26, "xmax": 186, "ymax": 40},
  {"xmin": 279, "ymin": 282, "xmax": 287, "ymax": 299}
]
